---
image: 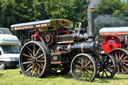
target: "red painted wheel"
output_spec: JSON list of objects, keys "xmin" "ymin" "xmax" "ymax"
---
[{"xmin": 109, "ymin": 49, "xmax": 128, "ymax": 74}]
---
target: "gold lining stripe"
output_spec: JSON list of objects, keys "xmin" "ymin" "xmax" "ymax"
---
[
  {"xmin": 57, "ymin": 40, "xmax": 73, "ymax": 44},
  {"xmin": 57, "ymin": 34, "xmax": 72, "ymax": 38},
  {"xmin": 81, "ymin": 43, "xmax": 84, "ymax": 53},
  {"xmin": 99, "ymin": 32, "xmax": 128, "ymax": 35},
  {"xmin": 88, "ymin": 9, "xmax": 95, "ymax": 12}
]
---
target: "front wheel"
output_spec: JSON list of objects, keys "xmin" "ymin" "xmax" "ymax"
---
[
  {"xmin": 71, "ymin": 53, "xmax": 97, "ymax": 82},
  {"xmin": 96, "ymin": 53, "xmax": 117, "ymax": 78}
]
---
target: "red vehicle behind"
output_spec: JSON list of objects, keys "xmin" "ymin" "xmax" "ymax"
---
[{"xmin": 99, "ymin": 27, "xmax": 128, "ymax": 74}]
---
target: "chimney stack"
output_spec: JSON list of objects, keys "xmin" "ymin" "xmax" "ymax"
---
[
  {"xmin": 87, "ymin": 9, "xmax": 95, "ymax": 36},
  {"xmin": 86, "ymin": 0, "xmax": 100, "ymax": 36}
]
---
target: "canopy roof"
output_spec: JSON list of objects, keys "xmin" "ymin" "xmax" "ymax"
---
[
  {"xmin": 99, "ymin": 27, "xmax": 128, "ymax": 35},
  {"xmin": 11, "ymin": 19, "xmax": 73, "ymax": 31}
]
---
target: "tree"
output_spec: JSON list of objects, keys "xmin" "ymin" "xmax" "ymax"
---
[
  {"xmin": 0, "ymin": 0, "xmax": 16, "ymax": 28},
  {"xmin": 72, "ymin": 0, "xmax": 88, "ymax": 27},
  {"xmin": 94, "ymin": 0, "xmax": 128, "ymax": 34},
  {"xmin": 15, "ymin": 0, "xmax": 44, "ymax": 23},
  {"xmin": 44, "ymin": 0, "xmax": 76, "ymax": 19}
]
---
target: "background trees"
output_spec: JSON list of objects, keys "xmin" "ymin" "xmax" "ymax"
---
[{"xmin": 0, "ymin": 0, "xmax": 128, "ymax": 33}]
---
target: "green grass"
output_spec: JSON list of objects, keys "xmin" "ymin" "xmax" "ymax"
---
[{"xmin": 0, "ymin": 69, "xmax": 128, "ymax": 85}]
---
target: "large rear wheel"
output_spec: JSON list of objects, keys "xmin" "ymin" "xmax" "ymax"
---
[
  {"xmin": 20, "ymin": 41, "xmax": 51, "ymax": 77},
  {"xmin": 109, "ymin": 49, "xmax": 128, "ymax": 74},
  {"xmin": 71, "ymin": 53, "xmax": 97, "ymax": 82}
]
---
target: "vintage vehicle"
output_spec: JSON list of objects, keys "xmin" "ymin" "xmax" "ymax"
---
[
  {"xmin": 0, "ymin": 27, "xmax": 20, "ymax": 69},
  {"xmin": 99, "ymin": 27, "xmax": 128, "ymax": 74},
  {"xmin": 11, "ymin": 18, "xmax": 117, "ymax": 82}
]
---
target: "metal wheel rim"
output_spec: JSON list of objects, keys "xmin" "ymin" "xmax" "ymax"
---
[
  {"xmin": 20, "ymin": 42, "xmax": 47, "ymax": 77},
  {"xmin": 97, "ymin": 53, "xmax": 116, "ymax": 78},
  {"xmin": 71, "ymin": 54, "xmax": 96, "ymax": 82}
]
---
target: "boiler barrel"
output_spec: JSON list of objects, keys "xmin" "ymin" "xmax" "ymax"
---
[{"xmin": 71, "ymin": 41, "xmax": 97, "ymax": 54}]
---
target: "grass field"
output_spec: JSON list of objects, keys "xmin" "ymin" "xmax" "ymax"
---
[{"xmin": 0, "ymin": 69, "xmax": 128, "ymax": 85}]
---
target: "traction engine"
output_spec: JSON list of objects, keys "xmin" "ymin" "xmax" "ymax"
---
[
  {"xmin": 100, "ymin": 27, "xmax": 128, "ymax": 74},
  {"xmin": 11, "ymin": 19, "xmax": 117, "ymax": 82}
]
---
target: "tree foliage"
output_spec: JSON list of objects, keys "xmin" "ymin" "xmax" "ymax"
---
[
  {"xmin": 0, "ymin": 0, "xmax": 128, "ymax": 31},
  {"xmin": 94, "ymin": 0, "xmax": 128, "ymax": 34}
]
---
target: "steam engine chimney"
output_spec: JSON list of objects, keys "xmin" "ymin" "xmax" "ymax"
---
[
  {"xmin": 87, "ymin": 9, "xmax": 95, "ymax": 36},
  {"xmin": 87, "ymin": 0, "xmax": 100, "ymax": 36}
]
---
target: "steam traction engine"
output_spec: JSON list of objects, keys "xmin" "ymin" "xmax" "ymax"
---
[
  {"xmin": 11, "ymin": 19, "xmax": 117, "ymax": 82},
  {"xmin": 99, "ymin": 27, "xmax": 128, "ymax": 74}
]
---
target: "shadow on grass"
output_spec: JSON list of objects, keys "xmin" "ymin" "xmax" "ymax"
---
[
  {"xmin": 47, "ymin": 73, "xmax": 111, "ymax": 83},
  {"xmin": 47, "ymin": 72, "xmax": 128, "ymax": 83},
  {"xmin": 112, "ymin": 76, "xmax": 128, "ymax": 80},
  {"xmin": 47, "ymin": 72, "xmax": 73, "ymax": 79},
  {"xmin": 94, "ymin": 75, "xmax": 128, "ymax": 83}
]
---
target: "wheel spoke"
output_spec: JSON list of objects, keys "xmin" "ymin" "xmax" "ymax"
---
[
  {"xmin": 120, "ymin": 66, "xmax": 124, "ymax": 73},
  {"xmin": 29, "ymin": 52, "xmax": 33, "ymax": 57},
  {"xmin": 37, "ymin": 66, "xmax": 40, "ymax": 74},
  {"xmin": 37, "ymin": 60, "xmax": 45, "ymax": 63},
  {"xmin": 75, "ymin": 64, "xmax": 81, "ymax": 69},
  {"xmin": 23, "ymin": 53, "xmax": 31, "ymax": 57},
  {"xmin": 123, "ymin": 56, "xmax": 128, "ymax": 60},
  {"xmin": 25, "ymin": 65, "xmax": 33, "ymax": 73},
  {"xmin": 106, "ymin": 64, "xmax": 113, "ymax": 69},
  {"xmin": 97, "ymin": 68, "xmax": 102, "ymax": 75},
  {"xmin": 85, "ymin": 61, "xmax": 91, "ymax": 67},
  {"xmin": 27, "ymin": 63, "xmax": 32, "ymax": 68},
  {"xmin": 104, "ymin": 69, "xmax": 109, "ymax": 77},
  {"xmin": 37, "ymin": 63, "xmax": 43, "ymax": 69},
  {"xmin": 119, "ymin": 52, "xmax": 125, "ymax": 59},
  {"xmin": 122, "ymin": 63, "xmax": 128, "ymax": 66},
  {"xmin": 115, "ymin": 52, "xmax": 118, "ymax": 59},
  {"xmin": 122, "ymin": 65, "xmax": 128, "ymax": 71},
  {"xmin": 33, "ymin": 44, "xmax": 36, "ymax": 56},
  {"xmin": 117, "ymin": 65, "xmax": 120, "ymax": 73},
  {"xmin": 37, "ymin": 54, "xmax": 44, "ymax": 59},
  {"xmin": 26, "ymin": 58, "xmax": 32, "ymax": 61},
  {"xmin": 23, "ymin": 61, "xmax": 32, "ymax": 65},
  {"xmin": 32, "ymin": 66, "xmax": 37, "ymax": 76},
  {"xmin": 35, "ymin": 48, "xmax": 41, "ymax": 56},
  {"xmin": 106, "ymin": 67, "xmax": 112, "ymax": 74},
  {"xmin": 27, "ymin": 47, "xmax": 33, "ymax": 54},
  {"xmin": 40, "ymin": 62, "xmax": 44, "ymax": 67},
  {"xmin": 80, "ymin": 72, "xmax": 85, "ymax": 79},
  {"xmin": 122, "ymin": 60, "xmax": 128, "ymax": 63}
]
